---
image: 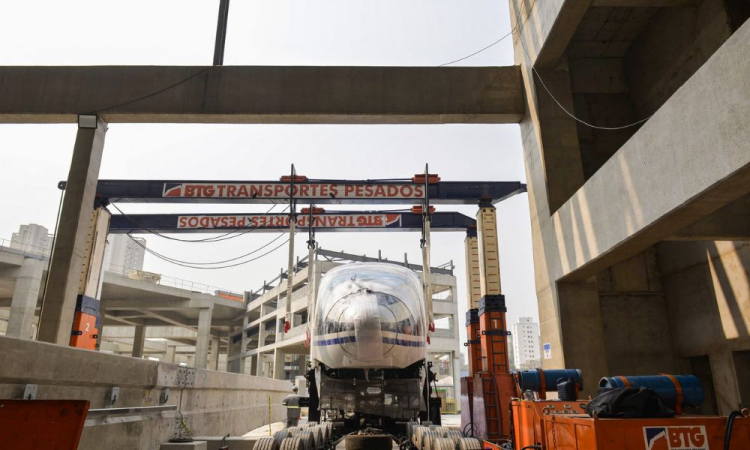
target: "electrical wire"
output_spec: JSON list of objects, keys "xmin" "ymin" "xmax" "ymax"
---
[
  {"xmin": 111, "ymin": 203, "xmax": 286, "ymax": 243},
  {"xmin": 85, "ymin": 68, "xmax": 210, "ymax": 115},
  {"xmin": 438, "ymin": 0, "xmax": 537, "ymax": 66},
  {"xmin": 127, "ymin": 230, "xmax": 289, "ymax": 267},
  {"xmin": 442, "ymin": 0, "xmax": 652, "ymax": 130},
  {"xmin": 127, "ymin": 232, "xmax": 291, "ymax": 270},
  {"xmin": 439, "ymin": 30, "xmax": 513, "ymax": 67}
]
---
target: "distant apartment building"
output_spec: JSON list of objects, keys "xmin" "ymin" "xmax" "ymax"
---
[
  {"xmin": 10, "ymin": 224, "xmax": 53, "ymax": 254},
  {"xmin": 512, "ymin": 317, "xmax": 541, "ymax": 370},
  {"xmin": 105, "ymin": 235, "xmax": 146, "ymax": 272}
]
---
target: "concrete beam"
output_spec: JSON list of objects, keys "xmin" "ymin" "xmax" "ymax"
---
[
  {"xmin": 37, "ymin": 118, "xmax": 107, "ymax": 345},
  {"xmin": 0, "ymin": 66, "xmax": 524, "ymax": 124},
  {"xmin": 671, "ymin": 194, "xmax": 750, "ymax": 241}
]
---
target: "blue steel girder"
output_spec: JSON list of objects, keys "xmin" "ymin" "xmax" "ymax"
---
[
  {"xmin": 94, "ymin": 179, "xmax": 526, "ymax": 205},
  {"xmin": 108, "ymin": 211, "xmax": 476, "ymax": 234}
]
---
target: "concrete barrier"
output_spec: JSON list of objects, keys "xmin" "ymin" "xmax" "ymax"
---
[{"xmin": 0, "ymin": 336, "xmax": 289, "ymax": 449}]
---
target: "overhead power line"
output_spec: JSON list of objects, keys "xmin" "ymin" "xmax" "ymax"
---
[{"xmin": 126, "ymin": 231, "xmax": 292, "ymax": 270}]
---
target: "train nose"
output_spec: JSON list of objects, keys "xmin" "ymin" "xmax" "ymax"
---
[{"xmin": 337, "ymin": 291, "xmax": 398, "ymax": 362}]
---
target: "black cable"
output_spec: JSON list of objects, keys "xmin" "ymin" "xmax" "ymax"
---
[
  {"xmin": 438, "ymin": 0, "xmax": 537, "ymax": 66},
  {"xmin": 725, "ymin": 410, "xmax": 741, "ymax": 450},
  {"xmin": 127, "ymin": 234, "xmax": 290, "ymax": 270},
  {"xmin": 85, "ymin": 68, "xmax": 210, "ymax": 114},
  {"xmin": 111, "ymin": 203, "xmax": 285, "ymax": 243},
  {"xmin": 127, "ymin": 231, "xmax": 289, "ymax": 267}
]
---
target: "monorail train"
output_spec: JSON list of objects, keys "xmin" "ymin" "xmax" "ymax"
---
[{"xmin": 306, "ymin": 263, "xmax": 437, "ymax": 426}]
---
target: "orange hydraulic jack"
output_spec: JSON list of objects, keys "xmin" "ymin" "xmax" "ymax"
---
[
  {"xmin": 465, "ymin": 202, "xmax": 517, "ymax": 444},
  {"xmin": 472, "ymin": 294, "xmax": 516, "ymax": 444}
]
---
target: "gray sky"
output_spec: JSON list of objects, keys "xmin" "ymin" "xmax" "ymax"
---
[{"xmin": 0, "ymin": 1, "xmax": 538, "ymax": 347}]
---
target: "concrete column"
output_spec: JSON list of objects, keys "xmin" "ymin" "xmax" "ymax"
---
[
  {"xmin": 6, "ymin": 258, "xmax": 44, "ymax": 340},
  {"xmin": 95, "ymin": 306, "xmax": 106, "ymax": 351},
  {"xmin": 552, "ymin": 280, "xmax": 609, "ymax": 397},
  {"xmin": 452, "ymin": 352, "xmax": 462, "ymax": 402},
  {"xmin": 165, "ymin": 345, "xmax": 176, "ymax": 364},
  {"xmin": 210, "ymin": 336, "xmax": 220, "ymax": 371},
  {"xmin": 250, "ymin": 354, "xmax": 258, "ymax": 376},
  {"xmin": 709, "ymin": 349, "xmax": 741, "ymax": 415},
  {"xmin": 132, "ymin": 325, "xmax": 146, "ymax": 358},
  {"xmin": 273, "ymin": 349, "xmax": 285, "ymax": 380},
  {"xmin": 194, "ymin": 308, "xmax": 213, "ymax": 369},
  {"xmin": 38, "ymin": 118, "xmax": 108, "ymax": 345}
]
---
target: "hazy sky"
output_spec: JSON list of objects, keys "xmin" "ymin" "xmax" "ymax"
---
[{"xmin": 0, "ymin": 2, "xmax": 538, "ymax": 345}]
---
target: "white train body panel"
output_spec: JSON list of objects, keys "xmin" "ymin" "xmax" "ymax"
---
[{"xmin": 311, "ymin": 263, "xmax": 427, "ymax": 370}]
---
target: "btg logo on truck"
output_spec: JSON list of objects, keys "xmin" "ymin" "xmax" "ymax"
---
[{"xmin": 644, "ymin": 426, "xmax": 708, "ymax": 450}]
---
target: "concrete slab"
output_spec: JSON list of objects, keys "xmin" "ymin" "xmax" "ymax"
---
[
  {"xmin": 160, "ymin": 442, "xmax": 207, "ymax": 450},
  {"xmin": 192, "ymin": 437, "xmax": 257, "ymax": 450}
]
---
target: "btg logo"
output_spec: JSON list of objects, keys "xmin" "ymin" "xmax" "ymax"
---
[{"xmin": 644, "ymin": 426, "xmax": 708, "ymax": 450}]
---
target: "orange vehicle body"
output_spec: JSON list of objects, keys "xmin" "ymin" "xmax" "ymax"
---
[{"xmin": 510, "ymin": 399, "xmax": 750, "ymax": 449}]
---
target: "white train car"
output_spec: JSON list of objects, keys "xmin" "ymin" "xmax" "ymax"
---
[{"xmin": 308, "ymin": 262, "xmax": 429, "ymax": 423}]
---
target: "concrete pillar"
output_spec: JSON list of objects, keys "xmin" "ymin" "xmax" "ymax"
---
[
  {"xmin": 250, "ymin": 354, "xmax": 258, "ymax": 376},
  {"xmin": 551, "ymin": 280, "xmax": 609, "ymax": 397},
  {"xmin": 194, "ymin": 308, "xmax": 213, "ymax": 369},
  {"xmin": 38, "ymin": 117, "xmax": 108, "ymax": 345},
  {"xmin": 165, "ymin": 345, "xmax": 176, "ymax": 364},
  {"xmin": 709, "ymin": 349, "xmax": 741, "ymax": 415},
  {"xmin": 95, "ymin": 306, "xmax": 105, "ymax": 351},
  {"xmin": 132, "ymin": 325, "xmax": 146, "ymax": 358},
  {"xmin": 6, "ymin": 257, "xmax": 44, "ymax": 340},
  {"xmin": 273, "ymin": 349, "xmax": 285, "ymax": 380},
  {"xmin": 452, "ymin": 351, "xmax": 462, "ymax": 401},
  {"xmin": 210, "ymin": 336, "xmax": 220, "ymax": 371}
]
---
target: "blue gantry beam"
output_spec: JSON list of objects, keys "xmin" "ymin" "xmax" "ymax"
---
[
  {"xmin": 109, "ymin": 211, "xmax": 476, "ymax": 234},
  {"xmin": 95, "ymin": 179, "xmax": 526, "ymax": 205}
]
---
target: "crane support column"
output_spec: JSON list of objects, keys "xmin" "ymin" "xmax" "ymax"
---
[
  {"xmin": 464, "ymin": 227, "xmax": 483, "ymax": 376},
  {"xmin": 472, "ymin": 201, "xmax": 514, "ymax": 444},
  {"xmin": 38, "ymin": 116, "xmax": 108, "ymax": 346}
]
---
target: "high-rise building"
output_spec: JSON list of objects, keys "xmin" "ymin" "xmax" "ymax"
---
[
  {"xmin": 512, "ymin": 317, "xmax": 541, "ymax": 370},
  {"xmin": 10, "ymin": 224, "xmax": 53, "ymax": 255},
  {"xmin": 105, "ymin": 235, "xmax": 146, "ymax": 272}
]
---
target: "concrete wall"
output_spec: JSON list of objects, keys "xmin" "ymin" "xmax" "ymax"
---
[
  {"xmin": 657, "ymin": 240, "xmax": 750, "ymax": 413},
  {"xmin": 0, "ymin": 336, "xmax": 288, "ymax": 450}
]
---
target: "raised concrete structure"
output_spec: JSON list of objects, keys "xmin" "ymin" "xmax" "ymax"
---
[
  {"xmin": 0, "ymin": 336, "xmax": 287, "ymax": 450},
  {"xmin": 0, "ymin": 66, "xmax": 524, "ymax": 124},
  {"xmin": 0, "ymin": 241, "xmax": 244, "ymax": 368},
  {"xmin": 227, "ymin": 248, "xmax": 463, "ymax": 402},
  {"xmin": 512, "ymin": 0, "xmax": 750, "ymax": 413}
]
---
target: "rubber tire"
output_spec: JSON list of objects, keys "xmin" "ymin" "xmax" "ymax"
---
[
  {"xmin": 280, "ymin": 437, "xmax": 303, "ymax": 450},
  {"xmin": 292, "ymin": 430, "xmax": 315, "ymax": 450},
  {"xmin": 432, "ymin": 426, "xmax": 448, "ymax": 436},
  {"xmin": 255, "ymin": 437, "xmax": 280, "ymax": 450},
  {"xmin": 308, "ymin": 426, "xmax": 323, "ymax": 449},
  {"xmin": 444, "ymin": 430, "xmax": 463, "ymax": 444},
  {"xmin": 431, "ymin": 437, "xmax": 455, "ymax": 450},
  {"xmin": 413, "ymin": 426, "xmax": 428, "ymax": 447},
  {"xmin": 421, "ymin": 430, "xmax": 440, "ymax": 450},
  {"xmin": 345, "ymin": 435, "xmax": 392, "ymax": 450},
  {"xmin": 287, "ymin": 426, "xmax": 300, "ymax": 435},
  {"xmin": 274, "ymin": 430, "xmax": 293, "ymax": 445},
  {"xmin": 456, "ymin": 437, "xmax": 482, "ymax": 450}
]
